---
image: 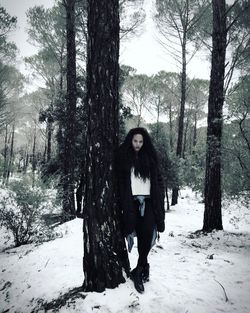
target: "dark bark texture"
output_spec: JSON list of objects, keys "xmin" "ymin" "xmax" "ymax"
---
[
  {"xmin": 62, "ymin": 0, "xmax": 77, "ymax": 217},
  {"xmin": 82, "ymin": 0, "xmax": 129, "ymax": 292},
  {"xmin": 203, "ymin": 0, "xmax": 226, "ymax": 231}
]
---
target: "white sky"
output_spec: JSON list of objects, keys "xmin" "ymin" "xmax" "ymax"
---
[
  {"xmin": 1, "ymin": 0, "xmax": 53, "ymax": 57},
  {"xmin": 1, "ymin": 0, "xmax": 211, "ymax": 81}
]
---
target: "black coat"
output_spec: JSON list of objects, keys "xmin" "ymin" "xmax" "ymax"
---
[{"xmin": 114, "ymin": 148, "xmax": 165, "ymax": 236}]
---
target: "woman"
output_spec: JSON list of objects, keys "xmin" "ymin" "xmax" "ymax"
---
[{"xmin": 115, "ymin": 127, "xmax": 165, "ymax": 293}]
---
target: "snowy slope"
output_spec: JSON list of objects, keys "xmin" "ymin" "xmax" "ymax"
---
[{"xmin": 0, "ymin": 188, "xmax": 249, "ymax": 313}]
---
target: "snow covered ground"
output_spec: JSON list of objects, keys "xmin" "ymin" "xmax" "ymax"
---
[{"xmin": 0, "ymin": 188, "xmax": 249, "ymax": 313}]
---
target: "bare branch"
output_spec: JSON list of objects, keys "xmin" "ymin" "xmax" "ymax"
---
[{"xmin": 214, "ymin": 279, "xmax": 229, "ymax": 302}]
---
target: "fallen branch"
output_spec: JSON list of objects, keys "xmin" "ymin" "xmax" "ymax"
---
[
  {"xmin": 214, "ymin": 279, "xmax": 229, "ymax": 302},
  {"xmin": 44, "ymin": 258, "xmax": 50, "ymax": 268}
]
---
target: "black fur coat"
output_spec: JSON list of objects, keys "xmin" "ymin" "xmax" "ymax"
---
[{"xmin": 114, "ymin": 148, "xmax": 165, "ymax": 236}]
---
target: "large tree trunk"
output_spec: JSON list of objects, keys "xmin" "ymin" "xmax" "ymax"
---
[
  {"xmin": 171, "ymin": 35, "xmax": 187, "ymax": 205},
  {"xmin": 203, "ymin": 0, "xmax": 226, "ymax": 232},
  {"xmin": 82, "ymin": 0, "xmax": 130, "ymax": 292},
  {"xmin": 61, "ymin": 0, "xmax": 77, "ymax": 218}
]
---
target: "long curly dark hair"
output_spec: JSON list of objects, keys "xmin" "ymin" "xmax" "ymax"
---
[{"xmin": 119, "ymin": 127, "xmax": 159, "ymax": 181}]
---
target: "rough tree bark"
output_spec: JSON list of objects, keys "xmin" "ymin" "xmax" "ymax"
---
[
  {"xmin": 62, "ymin": 0, "xmax": 77, "ymax": 218},
  {"xmin": 82, "ymin": 0, "xmax": 130, "ymax": 292},
  {"xmin": 203, "ymin": 0, "xmax": 226, "ymax": 231}
]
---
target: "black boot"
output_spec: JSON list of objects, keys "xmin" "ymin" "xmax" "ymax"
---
[
  {"xmin": 142, "ymin": 263, "xmax": 150, "ymax": 283},
  {"xmin": 130, "ymin": 266, "xmax": 144, "ymax": 293}
]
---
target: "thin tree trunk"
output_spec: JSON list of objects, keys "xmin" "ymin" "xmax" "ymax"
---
[
  {"xmin": 61, "ymin": 0, "xmax": 77, "ymax": 218},
  {"xmin": 165, "ymin": 180, "xmax": 170, "ymax": 211},
  {"xmin": 43, "ymin": 141, "xmax": 47, "ymax": 164},
  {"xmin": 24, "ymin": 148, "xmax": 29, "ymax": 174},
  {"xmin": 137, "ymin": 101, "xmax": 142, "ymax": 127},
  {"xmin": 59, "ymin": 45, "xmax": 64, "ymax": 91},
  {"xmin": 203, "ymin": 0, "xmax": 226, "ymax": 232},
  {"xmin": 169, "ymin": 103, "xmax": 173, "ymax": 152},
  {"xmin": 192, "ymin": 112, "xmax": 197, "ymax": 152},
  {"xmin": 182, "ymin": 114, "xmax": 189, "ymax": 159},
  {"xmin": 156, "ymin": 96, "xmax": 160, "ymax": 139},
  {"xmin": 47, "ymin": 119, "xmax": 52, "ymax": 162},
  {"xmin": 82, "ymin": 0, "xmax": 130, "ymax": 292},
  {"xmin": 3, "ymin": 124, "xmax": 8, "ymax": 180},
  {"xmin": 6, "ymin": 124, "xmax": 15, "ymax": 185},
  {"xmin": 172, "ymin": 35, "xmax": 187, "ymax": 205},
  {"xmin": 32, "ymin": 125, "xmax": 37, "ymax": 188}
]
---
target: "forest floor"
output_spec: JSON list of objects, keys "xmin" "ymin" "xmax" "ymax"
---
[{"xmin": 0, "ymin": 188, "xmax": 250, "ymax": 313}]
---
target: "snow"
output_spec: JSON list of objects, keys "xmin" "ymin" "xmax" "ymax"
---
[{"xmin": 0, "ymin": 188, "xmax": 250, "ymax": 313}]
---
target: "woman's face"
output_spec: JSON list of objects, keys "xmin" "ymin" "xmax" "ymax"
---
[{"xmin": 132, "ymin": 134, "xmax": 143, "ymax": 152}]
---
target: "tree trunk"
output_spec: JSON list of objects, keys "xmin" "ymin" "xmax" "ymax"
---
[
  {"xmin": 61, "ymin": 0, "xmax": 77, "ymax": 218},
  {"xmin": 182, "ymin": 114, "xmax": 189, "ymax": 159},
  {"xmin": 47, "ymin": 119, "xmax": 53, "ymax": 162},
  {"xmin": 203, "ymin": 0, "xmax": 226, "ymax": 232},
  {"xmin": 82, "ymin": 0, "xmax": 130, "ymax": 292},
  {"xmin": 24, "ymin": 148, "xmax": 29, "ymax": 174},
  {"xmin": 192, "ymin": 112, "xmax": 197, "ymax": 153},
  {"xmin": 137, "ymin": 101, "xmax": 142, "ymax": 127},
  {"xmin": 32, "ymin": 126, "xmax": 37, "ymax": 188},
  {"xmin": 6, "ymin": 124, "xmax": 15, "ymax": 185},
  {"xmin": 3, "ymin": 124, "xmax": 8, "ymax": 180},
  {"xmin": 165, "ymin": 181, "xmax": 170, "ymax": 211},
  {"xmin": 169, "ymin": 103, "xmax": 173, "ymax": 152},
  {"xmin": 172, "ymin": 34, "xmax": 187, "ymax": 205},
  {"xmin": 156, "ymin": 96, "xmax": 160, "ymax": 139}
]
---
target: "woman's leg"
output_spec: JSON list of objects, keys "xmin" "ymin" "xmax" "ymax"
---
[{"xmin": 135, "ymin": 199, "xmax": 155, "ymax": 267}]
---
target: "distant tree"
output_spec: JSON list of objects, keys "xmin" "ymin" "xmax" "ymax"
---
[
  {"xmin": 149, "ymin": 122, "xmax": 176, "ymax": 211},
  {"xmin": 224, "ymin": 0, "xmax": 250, "ymax": 90},
  {"xmin": 0, "ymin": 7, "xmax": 17, "ymax": 63},
  {"xmin": 155, "ymin": 0, "xmax": 210, "ymax": 205},
  {"xmin": 119, "ymin": 0, "xmax": 146, "ymax": 40},
  {"xmin": 149, "ymin": 71, "xmax": 180, "ymax": 152},
  {"xmin": 26, "ymin": 4, "xmax": 67, "ymax": 88},
  {"xmin": 122, "ymin": 74, "xmax": 151, "ymax": 126},
  {"xmin": 81, "ymin": 0, "xmax": 130, "ymax": 291},
  {"xmin": 223, "ymin": 75, "xmax": 250, "ymax": 195},
  {"xmin": 183, "ymin": 78, "xmax": 208, "ymax": 157},
  {"xmin": 0, "ymin": 7, "xmax": 17, "ymax": 36},
  {"xmin": 26, "ymin": 3, "xmax": 78, "ymax": 216},
  {"xmin": 0, "ymin": 7, "xmax": 19, "ymax": 131},
  {"xmin": 60, "ymin": 0, "xmax": 77, "ymax": 218}
]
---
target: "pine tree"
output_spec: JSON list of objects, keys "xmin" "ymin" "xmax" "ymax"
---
[
  {"xmin": 203, "ymin": 0, "xmax": 226, "ymax": 231},
  {"xmin": 82, "ymin": 0, "xmax": 130, "ymax": 292}
]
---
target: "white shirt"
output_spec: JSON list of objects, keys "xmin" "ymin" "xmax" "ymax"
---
[{"xmin": 130, "ymin": 166, "xmax": 151, "ymax": 195}]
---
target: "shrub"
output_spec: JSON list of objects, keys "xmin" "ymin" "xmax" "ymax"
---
[{"xmin": 0, "ymin": 181, "xmax": 59, "ymax": 247}]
